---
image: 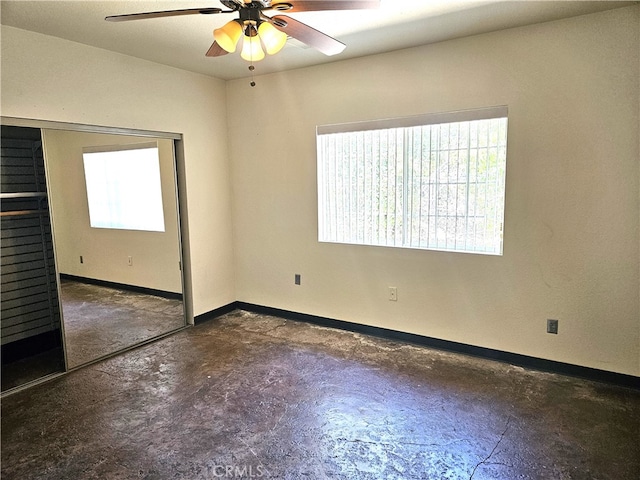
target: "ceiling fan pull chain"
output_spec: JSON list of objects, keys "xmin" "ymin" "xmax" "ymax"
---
[{"xmin": 249, "ymin": 64, "xmax": 256, "ymax": 87}]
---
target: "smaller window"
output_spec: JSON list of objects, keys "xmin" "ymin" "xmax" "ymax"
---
[{"xmin": 82, "ymin": 143, "xmax": 165, "ymax": 232}]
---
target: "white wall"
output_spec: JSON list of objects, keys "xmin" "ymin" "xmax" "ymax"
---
[
  {"xmin": 2, "ymin": 7, "xmax": 638, "ymax": 376},
  {"xmin": 227, "ymin": 6, "xmax": 640, "ymax": 376},
  {"xmin": 42, "ymin": 130, "xmax": 182, "ymax": 293},
  {"xmin": 1, "ymin": 26, "xmax": 235, "ymax": 316}
]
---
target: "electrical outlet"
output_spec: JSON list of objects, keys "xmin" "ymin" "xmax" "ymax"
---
[
  {"xmin": 547, "ymin": 319, "xmax": 559, "ymax": 334},
  {"xmin": 295, "ymin": 274, "xmax": 301, "ymax": 285},
  {"xmin": 128, "ymin": 256, "xmax": 133, "ymax": 267},
  {"xmin": 389, "ymin": 287, "xmax": 397, "ymax": 301}
]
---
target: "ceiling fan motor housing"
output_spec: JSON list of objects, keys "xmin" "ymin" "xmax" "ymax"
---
[{"xmin": 239, "ymin": 6, "xmax": 262, "ymax": 24}]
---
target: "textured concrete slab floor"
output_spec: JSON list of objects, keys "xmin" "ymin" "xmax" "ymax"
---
[
  {"xmin": 1, "ymin": 310, "xmax": 639, "ymax": 480},
  {"xmin": 60, "ymin": 279, "xmax": 185, "ymax": 368}
]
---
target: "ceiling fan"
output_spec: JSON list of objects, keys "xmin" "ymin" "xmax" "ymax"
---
[{"xmin": 106, "ymin": 0, "xmax": 381, "ymax": 62}]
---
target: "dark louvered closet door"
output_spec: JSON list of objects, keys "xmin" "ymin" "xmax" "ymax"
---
[{"xmin": 1, "ymin": 125, "xmax": 65, "ymax": 391}]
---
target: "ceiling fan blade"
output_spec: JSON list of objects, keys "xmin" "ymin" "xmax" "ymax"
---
[
  {"xmin": 272, "ymin": 15, "xmax": 345, "ymax": 56},
  {"xmin": 206, "ymin": 41, "xmax": 230, "ymax": 57},
  {"xmin": 281, "ymin": 0, "xmax": 380, "ymax": 12},
  {"xmin": 220, "ymin": 0, "xmax": 244, "ymax": 8},
  {"xmin": 106, "ymin": 7, "xmax": 223, "ymax": 22}
]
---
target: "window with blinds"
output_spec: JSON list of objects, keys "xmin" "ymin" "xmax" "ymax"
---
[{"xmin": 317, "ymin": 107, "xmax": 508, "ymax": 255}]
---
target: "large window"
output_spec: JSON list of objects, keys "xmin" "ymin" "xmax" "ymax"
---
[
  {"xmin": 82, "ymin": 142, "xmax": 165, "ymax": 232},
  {"xmin": 317, "ymin": 107, "xmax": 508, "ymax": 255}
]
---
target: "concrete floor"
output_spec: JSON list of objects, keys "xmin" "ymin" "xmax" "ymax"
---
[
  {"xmin": 60, "ymin": 279, "xmax": 184, "ymax": 368},
  {"xmin": 2, "ymin": 310, "xmax": 638, "ymax": 479}
]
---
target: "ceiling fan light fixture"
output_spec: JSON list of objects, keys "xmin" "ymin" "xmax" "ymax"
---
[
  {"xmin": 258, "ymin": 21, "xmax": 287, "ymax": 55},
  {"xmin": 241, "ymin": 25, "xmax": 265, "ymax": 62},
  {"xmin": 214, "ymin": 19, "xmax": 242, "ymax": 53}
]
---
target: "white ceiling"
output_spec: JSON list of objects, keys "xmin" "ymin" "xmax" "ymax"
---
[{"xmin": 0, "ymin": 1, "xmax": 635, "ymax": 80}]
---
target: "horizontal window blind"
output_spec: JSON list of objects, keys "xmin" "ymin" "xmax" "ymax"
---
[{"xmin": 317, "ymin": 107, "xmax": 508, "ymax": 255}]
